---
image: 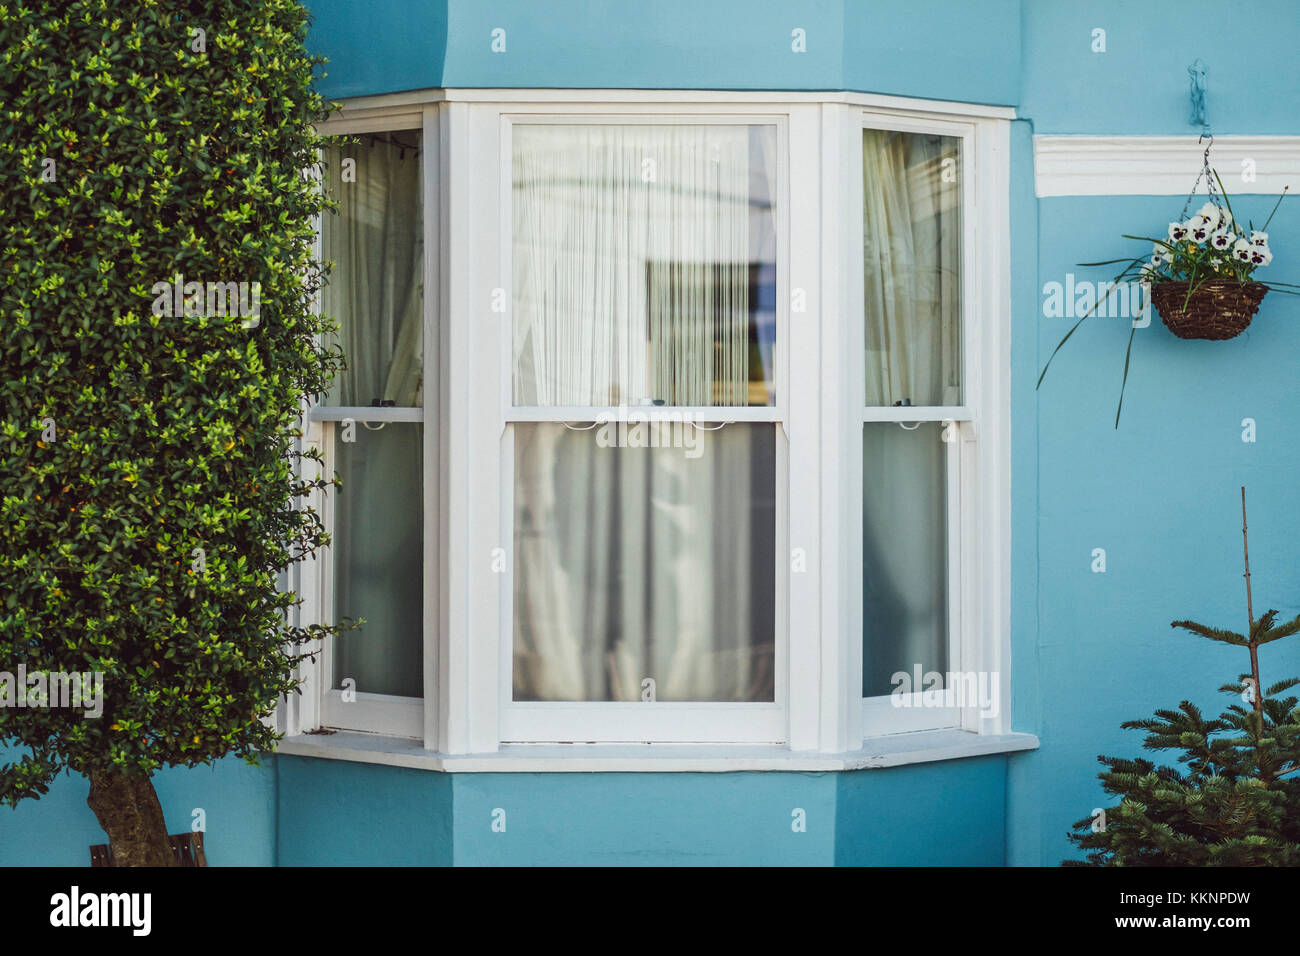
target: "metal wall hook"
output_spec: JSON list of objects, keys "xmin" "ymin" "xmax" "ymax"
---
[{"xmin": 1188, "ymin": 58, "xmax": 1209, "ymax": 130}]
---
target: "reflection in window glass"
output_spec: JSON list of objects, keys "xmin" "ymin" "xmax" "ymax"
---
[{"xmin": 512, "ymin": 124, "xmax": 778, "ymax": 407}]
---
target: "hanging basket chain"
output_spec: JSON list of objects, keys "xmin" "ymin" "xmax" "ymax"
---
[{"xmin": 1180, "ymin": 133, "xmax": 1221, "ymax": 221}]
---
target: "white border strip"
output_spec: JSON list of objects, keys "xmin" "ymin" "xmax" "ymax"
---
[
  {"xmin": 1034, "ymin": 135, "xmax": 1300, "ymax": 197},
  {"xmin": 276, "ymin": 729, "xmax": 1040, "ymax": 772},
  {"xmin": 326, "ymin": 88, "xmax": 1016, "ymax": 120}
]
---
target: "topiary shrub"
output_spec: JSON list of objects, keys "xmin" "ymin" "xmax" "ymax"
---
[{"xmin": 0, "ymin": 0, "xmax": 345, "ymax": 864}]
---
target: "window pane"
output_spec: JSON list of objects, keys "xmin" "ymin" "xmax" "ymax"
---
[
  {"xmin": 862, "ymin": 422, "xmax": 948, "ymax": 697},
  {"xmin": 512, "ymin": 124, "xmax": 778, "ymax": 407},
  {"xmin": 863, "ymin": 129, "xmax": 961, "ymax": 406},
  {"xmin": 332, "ymin": 422, "xmax": 423, "ymax": 699},
  {"xmin": 513, "ymin": 422, "xmax": 776, "ymax": 701},
  {"xmin": 321, "ymin": 132, "xmax": 424, "ymax": 407}
]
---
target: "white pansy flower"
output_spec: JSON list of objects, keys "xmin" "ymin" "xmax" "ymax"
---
[
  {"xmin": 1233, "ymin": 238, "xmax": 1254, "ymax": 263},
  {"xmin": 1250, "ymin": 230, "xmax": 1269, "ymax": 248},
  {"xmin": 1247, "ymin": 245, "xmax": 1272, "ymax": 267},
  {"xmin": 1168, "ymin": 221, "xmax": 1191, "ymax": 242},
  {"xmin": 1140, "ymin": 255, "xmax": 1165, "ymax": 279},
  {"xmin": 1188, "ymin": 222, "xmax": 1212, "ymax": 243},
  {"xmin": 1209, "ymin": 230, "xmax": 1234, "ymax": 251},
  {"xmin": 1192, "ymin": 202, "xmax": 1221, "ymax": 231}
]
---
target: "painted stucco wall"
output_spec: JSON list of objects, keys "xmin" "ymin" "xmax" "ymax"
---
[
  {"xmin": 1009, "ymin": 0, "xmax": 1300, "ymax": 865},
  {"xmin": 304, "ymin": 0, "xmax": 1021, "ymax": 105},
  {"xmin": 5, "ymin": 0, "xmax": 1299, "ymax": 866}
]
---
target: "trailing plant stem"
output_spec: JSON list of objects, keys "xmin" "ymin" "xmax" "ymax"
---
[{"xmin": 1242, "ymin": 487, "xmax": 1264, "ymax": 739}]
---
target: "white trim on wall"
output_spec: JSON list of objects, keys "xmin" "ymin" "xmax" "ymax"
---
[
  {"xmin": 328, "ymin": 88, "xmax": 1017, "ymax": 120},
  {"xmin": 1033, "ymin": 135, "xmax": 1300, "ymax": 197}
]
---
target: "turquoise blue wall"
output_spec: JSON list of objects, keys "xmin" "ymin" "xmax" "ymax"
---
[
  {"xmin": 305, "ymin": 0, "xmax": 1021, "ymax": 105},
  {"xmin": 1010, "ymin": 193, "xmax": 1300, "ymax": 865},
  {"xmin": 0, "ymin": 748, "xmax": 275, "ymax": 866},
  {"xmin": 0, "ymin": 749, "xmax": 1008, "ymax": 865},
  {"xmin": 1021, "ymin": 0, "xmax": 1300, "ymax": 134},
  {"xmin": 6, "ymin": 0, "xmax": 1299, "ymax": 866}
]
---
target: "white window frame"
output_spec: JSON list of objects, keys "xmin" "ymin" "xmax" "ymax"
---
[
  {"xmin": 282, "ymin": 90, "xmax": 1011, "ymax": 762},
  {"xmin": 466, "ymin": 103, "xmax": 818, "ymax": 746},
  {"xmin": 293, "ymin": 106, "xmax": 441, "ymax": 741},
  {"xmin": 834, "ymin": 106, "xmax": 1011, "ymax": 741}
]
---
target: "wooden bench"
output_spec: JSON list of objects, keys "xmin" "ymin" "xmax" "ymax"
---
[{"xmin": 90, "ymin": 832, "xmax": 207, "ymax": 867}]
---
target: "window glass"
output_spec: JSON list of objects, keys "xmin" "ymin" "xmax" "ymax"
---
[
  {"xmin": 512, "ymin": 124, "xmax": 778, "ymax": 407},
  {"xmin": 513, "ymin": 422, "xmax": 776, "ymax": 702},
  {"xmin": 321, "ymin": 132, "xmax": 424, "ymax": 407},
  {"xmin": 862, "ymin": 422, "xmax": 948, "ymax": 698},
  {"xmin": 331, "ymin": 422, "xmax": 424, "ymax": 699},
  {"xmin": 863, "ymin": 129, "xmax": 961, "ymax": 407}
]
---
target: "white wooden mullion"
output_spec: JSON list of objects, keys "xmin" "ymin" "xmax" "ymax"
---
[
  {"xmin": 421, "ymin": 103, "xmax": 441, "ymax": 752},
  {"xmin": 441, "ymin": 101, "xmax": 477, "ymax": 754},
  {"xmin": 981, "ymin": 117, "xmax": 1013, "ymax": 734},
  {"xmin": 839, "ymin": 103, "xmax": 866, "ymax": 747},
  {"xmin": 862, "ymin": 406, "xmax": 972, "ymax": 423},
  {"xmin": 505, "ymin": 406, "xmax": 782, "ymax": 423},
  {"xmin": 784, "ymin": 103, "xmax": 821, "ymax": 751},
  {"xmin": 462, "ymin": 99, "xmax": 505, "ymax": 753}
]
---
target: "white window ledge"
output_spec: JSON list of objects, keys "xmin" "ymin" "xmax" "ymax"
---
[{"xmin": 272, "ymin": 729, "xmax": 1039, "ymax": 773}]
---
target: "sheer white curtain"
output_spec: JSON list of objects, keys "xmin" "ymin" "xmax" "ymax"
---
[
  {"xmin": 323, "ymin": 135, "xmax": 423, "ymax": 408},
  {"xmin": 511, "ymin": 124, "xmax": 776, "ymax": 703},
  {"xmin": 320, "ymin": 136, "xmax": 424, "ymax": 699},
  {"xmin": 862, "ymin": 129, "xmax": 961, "ymax": 407},
  {"xmin": 514, "ymin": 425, "xmax": 774, "ymax": 702},
  {"xmin": 513, "ymin": 124, "xmax": 762, "ymax": 407},
  {"xmin": 861, "ymin": 129, "xmax": 959, "ymax": 697}
]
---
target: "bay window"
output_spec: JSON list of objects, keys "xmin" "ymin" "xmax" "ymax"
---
[{"xmin": 288, "ymin": 92, "xmax": 1011, "ymax": 761}]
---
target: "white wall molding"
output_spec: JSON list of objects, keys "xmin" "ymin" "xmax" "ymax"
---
[{"xmin": 1033, "ymin": 135, "xmax": 1300, "ymax": 197}]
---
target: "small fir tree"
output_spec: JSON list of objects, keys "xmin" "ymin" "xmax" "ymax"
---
[{"xmin": 1068, "ymin": 490, "xmax": 1300, "ymax": 865}]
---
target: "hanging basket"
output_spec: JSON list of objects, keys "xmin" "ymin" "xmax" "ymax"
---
[{"xmin": 1150, "ymin": 280, "xmax": 1268, "ymax": 340}]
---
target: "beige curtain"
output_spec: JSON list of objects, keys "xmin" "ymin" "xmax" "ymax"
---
[{"xmin": 862, "ymin": 129, "xmax": 961, "ymax": 406}]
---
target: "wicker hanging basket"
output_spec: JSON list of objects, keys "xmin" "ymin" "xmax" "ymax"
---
[{"xmin": 1150, "ymin": 280, "xmax": 1268, "ymax": 340}]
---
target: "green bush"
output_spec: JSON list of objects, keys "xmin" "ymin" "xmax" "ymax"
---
[{"xmin": 0, "ymin": 0, "xmax": 344, "ymax": 864}]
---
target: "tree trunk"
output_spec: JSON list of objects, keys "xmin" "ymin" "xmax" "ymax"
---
[{"xmin": 86, "ymin": 768, "xmax": 177, "ymax": 867}]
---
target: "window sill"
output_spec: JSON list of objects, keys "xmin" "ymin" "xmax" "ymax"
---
[{"xmin": 272, "ymin": 728, "xmax": 1039, "ymax": 773}]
